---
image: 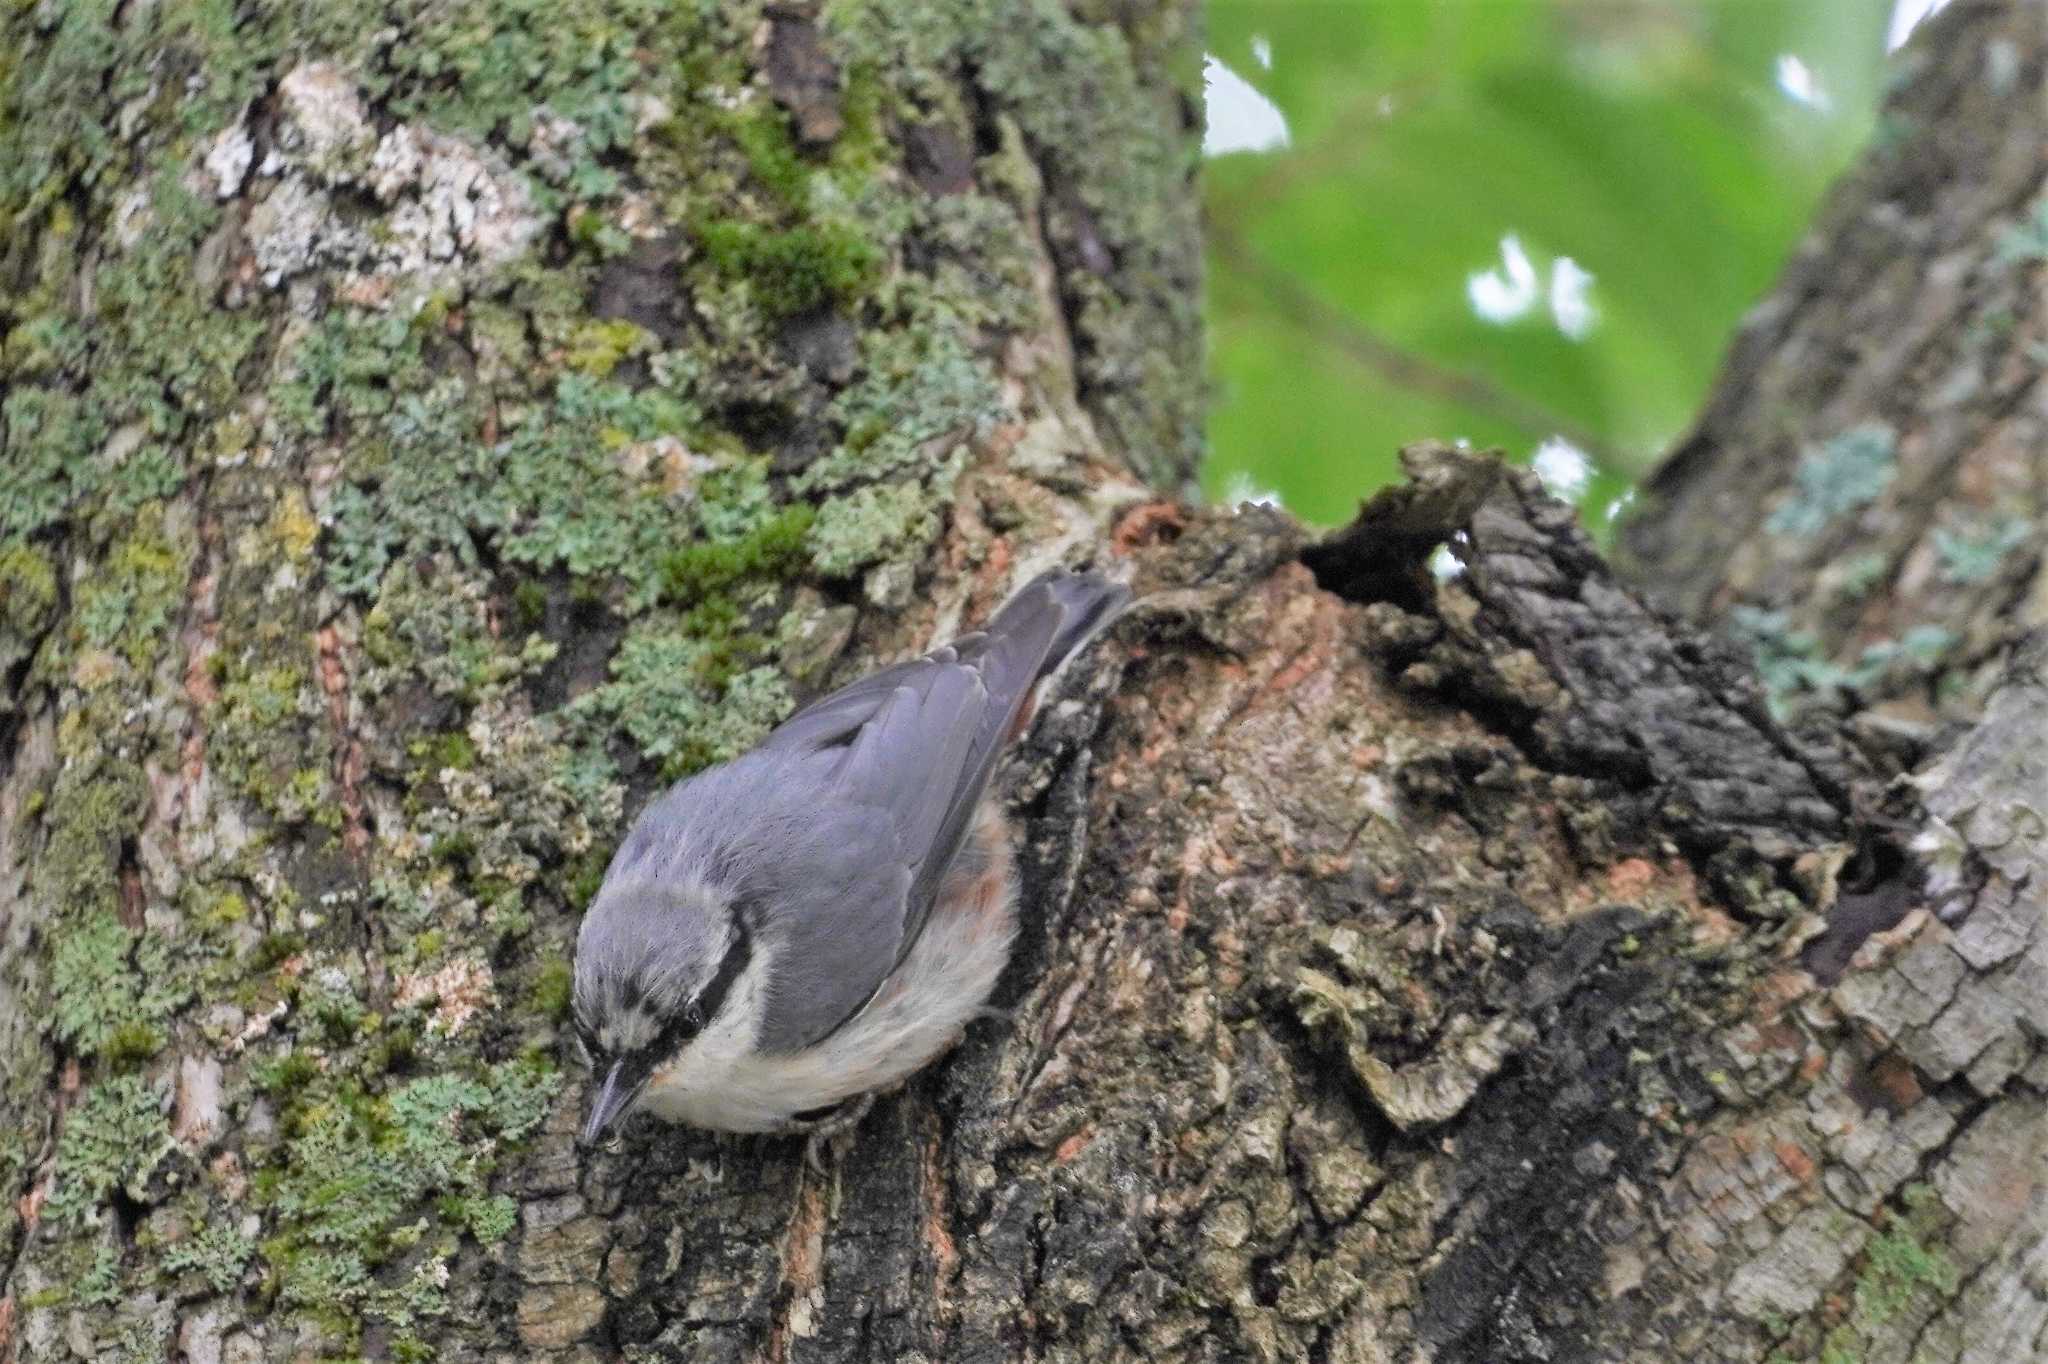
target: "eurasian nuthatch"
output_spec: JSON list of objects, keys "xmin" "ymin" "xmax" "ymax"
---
[{"xmin": 571, "ymin": 569, "xmax": 1130, "ymax": 1146}]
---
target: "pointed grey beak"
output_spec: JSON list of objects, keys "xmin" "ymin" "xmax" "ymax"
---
[{"xmin": 577, "ymin": 1061, "xmax": 637, "ymax": 1150}]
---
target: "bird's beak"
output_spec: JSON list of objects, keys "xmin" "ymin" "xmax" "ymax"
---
[{"xmin": 577, "ymin": 1061, "xmax": 636, "ymax": 1150}]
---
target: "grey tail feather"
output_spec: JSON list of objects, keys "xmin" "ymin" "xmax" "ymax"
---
[{"xmin": 990, "ymin": 569, "xmax": 1133, "ymax": 678}]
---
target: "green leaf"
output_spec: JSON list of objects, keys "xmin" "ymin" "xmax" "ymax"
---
[{"xmin": 1205, "ymin": 0, "xmax": 1894, "ymax": 526}]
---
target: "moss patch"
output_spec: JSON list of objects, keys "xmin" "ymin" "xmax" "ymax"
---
[{"xmin": 696, "ymin": 221, "xmax": 879, "ymax": 316}]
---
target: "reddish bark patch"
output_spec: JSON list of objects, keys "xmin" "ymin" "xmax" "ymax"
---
[
  {"xmin": 1111, "ymin": 501, "xmax": 1185, "ymax": 552},
  {"xmin": 315, "ymin": 625, "xmax": 370, "ymax": 856}
]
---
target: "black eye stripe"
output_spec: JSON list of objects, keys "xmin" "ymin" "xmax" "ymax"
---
[
  {"xmin": 653, "ymin": 912, "xmax": 752, "ymax": 1056},
  {"xmin": 695, "ymin": 913, "xmax": 752, "ymax": 1033}
]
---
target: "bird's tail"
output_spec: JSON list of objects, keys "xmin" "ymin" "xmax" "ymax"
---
[{"xmin": 988, "ymin": 569, "xmax": 1133, "ymax": 681}]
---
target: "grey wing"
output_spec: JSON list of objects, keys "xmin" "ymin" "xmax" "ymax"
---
[
  {"xmin": 749, "ymin": 572, "xmax": 1127, "ymax": 1047},
  {"xmin": 737, "ymin": 768, "xmax": 918, "ymax": 1053},
  {"xmin": 892, "ymin": 571, "xmax": 1130, "ymax": 929}
]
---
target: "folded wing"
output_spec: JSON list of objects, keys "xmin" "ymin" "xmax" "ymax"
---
[{"xmin": 742, "ymin": 570, "xmax": 1129, "ymax": 1050}]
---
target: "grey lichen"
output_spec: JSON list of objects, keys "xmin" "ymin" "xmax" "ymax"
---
[{"xmin": 1766, "ymin": 423, "xmax": 1899, "ymax": 537}]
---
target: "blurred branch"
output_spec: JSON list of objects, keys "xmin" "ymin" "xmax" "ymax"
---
[{"xmin": 1212, "ymin": 225, "xmax": 1627, "ymax": 473}]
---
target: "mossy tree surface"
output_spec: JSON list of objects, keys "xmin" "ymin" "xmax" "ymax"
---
[
  {"xmin": 1, "ymin": 0, "xmax": 1194, "ymax": 1357},
  {"xmin": 4, "ymin": 2, "xmax": 2046, "ymax": 1363}
]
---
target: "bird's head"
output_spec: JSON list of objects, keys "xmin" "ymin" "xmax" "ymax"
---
[{"xmin": 570, "ymin": 872, "xmax": 752, "ymax": 1147}]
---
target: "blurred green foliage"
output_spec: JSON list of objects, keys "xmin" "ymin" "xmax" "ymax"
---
[{"xmin": 1204, "ymin": 0, "xmax": 1901, "ymax": 527}]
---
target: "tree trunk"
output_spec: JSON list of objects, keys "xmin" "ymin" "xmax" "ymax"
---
[
  {"xmin": 0, "ymin": 5, "xmax": 2041, "ymax": 1364},
  {"xmin": 1617, "ymin": 0, "xmax": 2048, "ymax": 729}
]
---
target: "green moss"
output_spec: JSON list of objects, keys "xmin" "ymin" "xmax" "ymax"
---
[
  {"xmin": 414, "ymin": 731, "xmax": 479, "ymax": 773},
  {"xmin": 0, "ymin": 541, "xmax": 59, "ymax": 644},
  {"xmin": 255, "ymin": 1052, "xmax": 322, "ymax": 1096},
  {"xmin": 512, "ymin": 579, "xmax": 550, "ymax": 630},
  {"xmin": 1852, "ymin": 1222, "xmax": 1958, "ymax": 1325},
  {"xmin": 46, "ymin": 1074, "xmax": 176, "ymax": 1226},
  {"xmin": 253, "ymin": 930, "xmax": 309, "ymax": 970},
  {"xmin": 565, "ymin": 318, "xmax": 658, "ymax": 377},
  {"xmin": 567, "ymin": 850, "xmax": 609, "ymax": 910},
  {"xmin": 695, "ymin": 220, "xmax": 880, "ymax": 316},
  {"xmin": 661, "ymin": 502, "xmax": 815, "ymax": 602},
  {"xmin": 1811, "ymin": 1185, "xmax": 1960, "ymax": 1361},
  {"xmin": 732, "ymin": 104, "xmax": 814, "ymax": 210},
  {"xmin": 531, "ymin": 958, "xmax": 575, "ymax": 1022},
  {"xmin": 103, "ymin": 1021, "xmax": 166, "ymax": 1067}
]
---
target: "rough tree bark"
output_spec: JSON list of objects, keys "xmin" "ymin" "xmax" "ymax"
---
[{"xmin": 0, "ymin": 5, "xmax": 2042, "ymax": 1364}]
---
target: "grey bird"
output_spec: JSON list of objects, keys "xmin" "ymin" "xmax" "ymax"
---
[{"xmin": 571, "ymin": 568, "xmax": 1131, "ymax": 1146}]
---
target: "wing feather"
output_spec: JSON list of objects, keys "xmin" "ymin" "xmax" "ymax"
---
[{"xmin": 733, "ymin": 571, "xmax": 1128, "ymax": 1050}]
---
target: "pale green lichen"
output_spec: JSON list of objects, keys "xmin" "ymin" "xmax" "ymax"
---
[
  {"xmin": 1933, "ymin": 515, "xmax": 2031, "ymax": 584},
  {"xmin": 1766, "ymin": 424, "xmax": 1898, "ymax": 537},
  {"xmin": 72, "ymin": 509, "xmax": 190, "ymax": 669},
  {"xmin": 823, "ymin": 0, "xmax": 1203, "ymax": 486},
  {"xmin": 802, "ymin": 327, "xmax": 1005, "ymax": 493},
  {"xmin": 319, "ymin": 369, "xmax": 709, "ymax": 609},
  {"xmin": 362, "ymin": 563, "xmax": 558, "ymax": 704},
  {"xmin": 568, "ymin": 624, "xmax": 795, "ymax": 779},
  {"xmin": 209, "ymin": 660, "xmax": 325, "ymax": 819},
  {"xmin": 1993, "ymin": 197, "xmax": 2048, "ymax": 266},
  {"xmin": 50, "ymin": 913, "xmax": 187, "ymax": 1059},
  {"xmin": 1731, "ymin": 605, "xmax": 1955, "ymax": 715},
  {"xmin": 809, "ymin": 479, "xmax": 948, "ymax": 577},
  {"xmin": 37, "ymin": 763, "xmax": 146, "ymax": 917},
  {"xmin": 258, "ymin": 1064, "xmax": 558, "ymax": 1306},
  {"xmin": 46, "ymin": 1075, "xmax": 176, "ymax": 1227},
  {"xmin": 2, "ymin": 168, "xmax": 258, "ymax": 546},
  {"xmin": 161, "ymin": 1221, "xmax": 257, "ymax": 1294},
  {"xmin": 0, "ymin": 541, "xmax": 60, "ymax": 680}
]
